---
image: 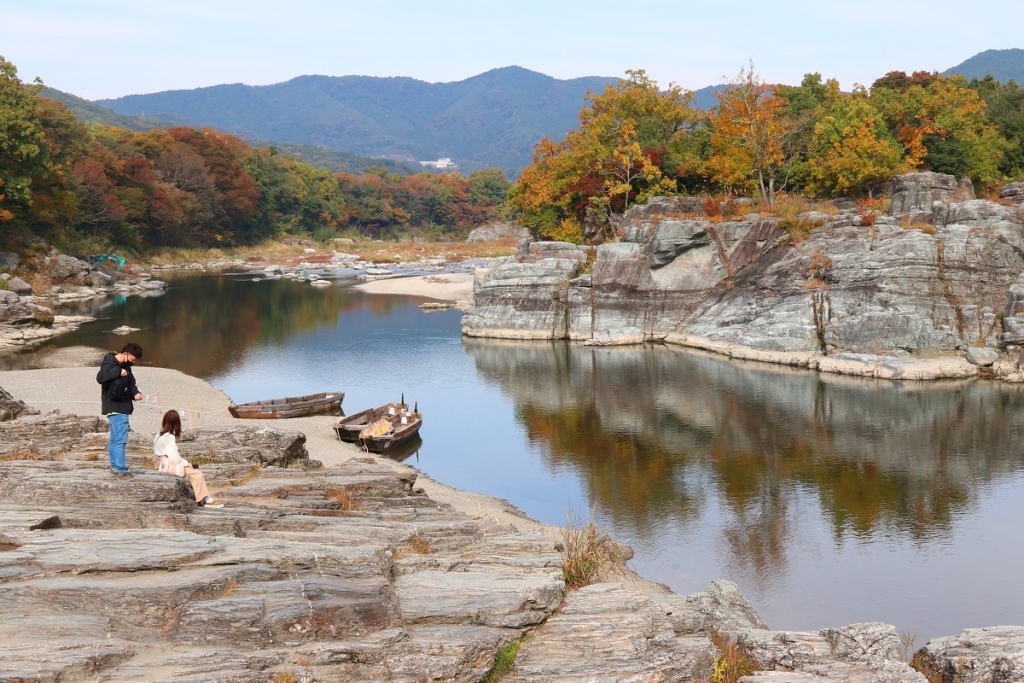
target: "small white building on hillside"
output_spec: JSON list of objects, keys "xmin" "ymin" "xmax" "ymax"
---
[{"xmin": 419, "ymin": 158, "xmax": 457, "ymax": 169}]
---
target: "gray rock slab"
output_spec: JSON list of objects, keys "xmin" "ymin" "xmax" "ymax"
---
[{"xmin": 915, "ymin": 626, "xmax": 1024, "ymax": 683}]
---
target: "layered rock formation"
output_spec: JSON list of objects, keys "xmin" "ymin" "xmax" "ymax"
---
[
  {"xmin": 1, "ymin": 404, "xmax": 1023, "ymax": 680},
  {"xmin": 464, "ymin": 173, "xmax": 1024, "ymax": 381}
]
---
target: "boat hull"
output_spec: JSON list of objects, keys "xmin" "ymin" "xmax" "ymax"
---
[
  {"xmin": 333, "ymin": 402, "xmax": 407, "ymax": 442},
  {"xmin": 359, "ymin": 412, "xmax": 422, "ymax": 453},
  {"xmin": 228, "ymin": 392, "xmax": 344, "ymax": 419}
]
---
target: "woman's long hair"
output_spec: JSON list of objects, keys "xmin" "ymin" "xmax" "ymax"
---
[{"xmin": 159, "ymin": 410, "xmax": 182, "ymax": 438}]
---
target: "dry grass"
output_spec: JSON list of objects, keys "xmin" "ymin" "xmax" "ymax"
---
[
  {"xmin": 899, "ymin": 631, "xmax": 918, "ymax": 662},
  {"xmin": 900, "ymin": 215, "xmax": 938, "ymax": 234},
  {"xmin": 323, "ymin": 486, "xmax": 363, "ymax": 511},
  {"xmin": 188, "ymin": 448, "xmax": 217, "ymax": 467},
  {"xmin": 710, "ymin": 631, "xmax": 760, "ymax": 683},
  {"xmin": 0, "ymin": 447, "xmax": 48, "ymax": 462},
  {"xmin": 393, "ymin": 532, "xmax": 432, "ymax": 559},
  {"xmin": 225, "ymin": 464, "xmax": 262, "ymax": 486},
  {"xmin": 560, "ymin": 506, "xmax": 627, "ymax": 590},
  {"xmin": 271, "ymin": 671, "xmax": 298, "ymax": 683},
  {"xmin": 139, "ymin": 239, "xmax": 517, "ymax": 270}
]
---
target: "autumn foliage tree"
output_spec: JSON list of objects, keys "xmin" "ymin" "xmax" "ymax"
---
[
  {"xmin": 708, "ymin": 64, "xmax": 796, "ymax": 206},
  {"xmin": 509, "ymin": 70, "xmax": 700, "ymax": 241},
  {"xmin": 869, "ymin": 71, "xmax": 1006, "ymax": 184},
  {"xmin": 0, "ymin": 57, "xmax": 50, "ymax": 223},
  {"xmin": 805, "ymin": 81, "xmax": 906, "ymax": 197}
]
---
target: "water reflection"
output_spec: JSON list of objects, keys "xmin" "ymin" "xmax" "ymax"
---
[
  {"xmin": 464, "ymin": 339, "xmax": 1024, "ymax": 630},
  {"xmin": 14, "ymin": 274, "xmax": 408, "ymax": 377}
]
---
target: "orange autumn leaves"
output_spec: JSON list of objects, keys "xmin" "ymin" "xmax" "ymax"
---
[{"xmin": 510, "ymin": 65, "xmax": 1011, "ymax": 241}]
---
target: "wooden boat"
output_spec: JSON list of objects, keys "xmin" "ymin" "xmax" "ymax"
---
[
  {"xmin": 357, "ymin": 403, "xmax": 422, "ymax": 453},
  {"xmin": 228, "ymin": 391, "xmax": 344, "ymax": 419},
  {"xmin": 333, "ymin": 397, "xmax": 408, "ymax": 442}
]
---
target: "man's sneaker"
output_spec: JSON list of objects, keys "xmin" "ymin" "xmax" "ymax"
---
[
  {"xmin": 202, "ymin": 500, "xmax": 224, "ymax": 509},
  {"xmin": 112, "ymin": 470, "xmax": 132, "ymax": 478}
]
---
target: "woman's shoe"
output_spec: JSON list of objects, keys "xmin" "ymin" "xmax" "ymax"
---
[{"xmin": 202, "ymin": 500, "xmax": 224, "ymax": 508}]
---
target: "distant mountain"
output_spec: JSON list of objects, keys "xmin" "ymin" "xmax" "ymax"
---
[
  {"xmin": 38, "ymin": 86, "xmax": 419, "ymax": 175},
  {"xmin": 98, "ymin": 67, "xmax": 620, "ymax": 176},
  {"xmin": 40, "ymin": 86, "xmax": 172, "ymax": 131},
  {"xmin": 691, "ymin": 84, "xmax": 721, "ymax": 111},
  {"xmin": 944, "ymin": 48, "xmax": 1024, "ymax": 84}
]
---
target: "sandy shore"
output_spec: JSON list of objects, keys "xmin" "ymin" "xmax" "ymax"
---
[
  {"xmin": 354, "ymin": 272, "xmax": 475, "ymax": 302},
  {"xmin": 0, "ymin": 361, "xmax": 556, "ymax": 540}
]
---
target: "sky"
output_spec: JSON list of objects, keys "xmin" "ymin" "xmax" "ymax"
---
[{"xmin": 1, "ymin": 0, "xmax": 1022, "ymax": 100}]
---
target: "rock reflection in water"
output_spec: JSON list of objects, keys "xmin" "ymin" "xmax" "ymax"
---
[{"xmin": 464, "ymin": 338, "xmax": 1024, "ymax": 637}]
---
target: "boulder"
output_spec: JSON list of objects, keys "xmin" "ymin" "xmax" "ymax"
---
[
  {"xmin": 0, "ymin": 386, "xmax": 35, "ymax": 422},
  {"xmin": 889, "ymin": 172, "xmax": 970, "ymax": 218},
  {"xmin": 967, "ymin": 347, "xmax": 1000, "ymax": 367},
  {"xmin": 7, "ymin": 277, "xmax": 32, "ymax": 295},
  {"xmin": 914, "ymin": 626, "xmax": 1024, "ymax": 683},
  {"xmin": 0, "ymin": 251, "xmax": 19, "ymax": 270},
  {"xmin": 86, "ymin": 270, "xmax": 113, "ymax": 287},
  {"xmin": 1000, "ymin": 182, "xmax": 1024, "ymax": 204},
  {"xmin": 462, "ymin": 241, "xmax": 590, "ymax": 340},
  {"xmin": 50, "ymin": 254, "xmax": 91, "ymax": 280},
  {"xmin": 466, "ymin": 222, "xmax": 521, "ymax": 242}
]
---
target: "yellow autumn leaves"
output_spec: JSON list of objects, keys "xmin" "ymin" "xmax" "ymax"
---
[{"xmin": 509, "ymin": 65, "xmax": 1011, "ymax": 241}]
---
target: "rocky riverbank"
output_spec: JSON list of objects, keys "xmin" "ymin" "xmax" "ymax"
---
[
  {"xmin": 1, "ymin": 368, "xmax": 1022, "ymax": 681},
  {"xmin": 0, "ymin": 249, "xmax": 168, "ymax": 352},
  {"xmin": 464, "ymin": 173, "xmax": 1024, "ymax": 382}
]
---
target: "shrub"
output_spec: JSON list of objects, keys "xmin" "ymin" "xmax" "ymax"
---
[
  {"xmin": 560, "ymin": 506, "xmax": 626, "ymax": 589},
  {"xmin": 710, "ymin": 631, "xmax": 759, "ymax": 683}
]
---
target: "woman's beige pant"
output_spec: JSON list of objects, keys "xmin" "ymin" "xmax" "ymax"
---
[{"xmin": 183, "ymin": 465, "xmax": 210, "ymax": 502}]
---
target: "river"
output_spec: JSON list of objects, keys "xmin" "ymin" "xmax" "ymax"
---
[{"xmin": 8, "ymin": 271, "xmax": 1024, "ymax": 645}]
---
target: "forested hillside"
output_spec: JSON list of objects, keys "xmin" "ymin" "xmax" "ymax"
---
[
  {"xmin": 41, "ymin": 86, "xmax": 421, "ymax": 176},
  {"xmin": 0, "ymin": 57, "xmax": 510, "ymax": 255},
  {"xmin": 97, "ymin": 67, "xmax": 617, "ymax": 176},
  {"xmin": 944, "ymin": 49, "xmax": 1024, "ymax": 85}
]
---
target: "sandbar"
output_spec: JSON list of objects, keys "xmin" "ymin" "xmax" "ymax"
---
[{"xmin": 354, "ymin": 272, "xmax": 475, "ymax": 302}]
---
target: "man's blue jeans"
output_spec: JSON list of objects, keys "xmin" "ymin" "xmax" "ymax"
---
[{"xmin": 107, "ymin": 413, "xmax": 130, "ymax": 473}]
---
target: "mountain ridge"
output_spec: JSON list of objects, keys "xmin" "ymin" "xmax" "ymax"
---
[
  {"xmin": 943, "ymin": 48, "xmax": 1024, "ymax": 84},
  {"xmin": 97, "ymin": 66, "xmax": 620, "ymax": 175}
]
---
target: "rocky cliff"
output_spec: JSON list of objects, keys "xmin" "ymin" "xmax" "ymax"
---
[{"xmin": 463, "ymin": 173, "xmax": 1024, "ymax": 381}]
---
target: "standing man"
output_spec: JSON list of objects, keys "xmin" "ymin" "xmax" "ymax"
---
[{"xmin": 96, "ymin": 342, "xmax": 144, "ymax": 477}]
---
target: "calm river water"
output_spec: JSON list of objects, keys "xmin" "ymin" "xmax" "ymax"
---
[{"xmin": 11, "ymin": 272, "xmax": 1024, "ymax": 644}]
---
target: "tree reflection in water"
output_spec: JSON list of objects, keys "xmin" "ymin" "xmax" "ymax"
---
[{"xmin": 465, "ymin": 339, "xmax": 1024, "ymax": 602}]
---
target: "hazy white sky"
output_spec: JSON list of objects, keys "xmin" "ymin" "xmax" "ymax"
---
[{"xmin": 1, "ymin": 0, "xmax": 1021, "ymax": 100}]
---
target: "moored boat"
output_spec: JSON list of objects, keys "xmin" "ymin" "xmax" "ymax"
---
[
  {"xmin": 333, "ymin": 398, "xmax": 408, "ymax": 442},
  {"xmin": 228, "ymin": 391, "xmax": 344, "ymax": 419},
  {"xmin": 357, "ymin": 403, "xmax": 422, "ymax": 453}
]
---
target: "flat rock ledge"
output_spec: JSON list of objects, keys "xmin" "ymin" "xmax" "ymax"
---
[
  {"xmin": 463, "ymin": 173, "xmax": 1024, "ymax": 383},
  {"xmin": 1, "ymin": 410, "xmax": 1022, "ymax": 682}
]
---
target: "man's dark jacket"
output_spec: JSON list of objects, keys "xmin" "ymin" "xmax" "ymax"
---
[{"xmin": 96, "ymin": 352, "xmax": 139, "ymax": 415}]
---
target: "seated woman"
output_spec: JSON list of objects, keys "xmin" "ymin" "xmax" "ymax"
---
[{"xmin": 154, "ymin": 409, "xmax": 224, "ymax": 508}]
